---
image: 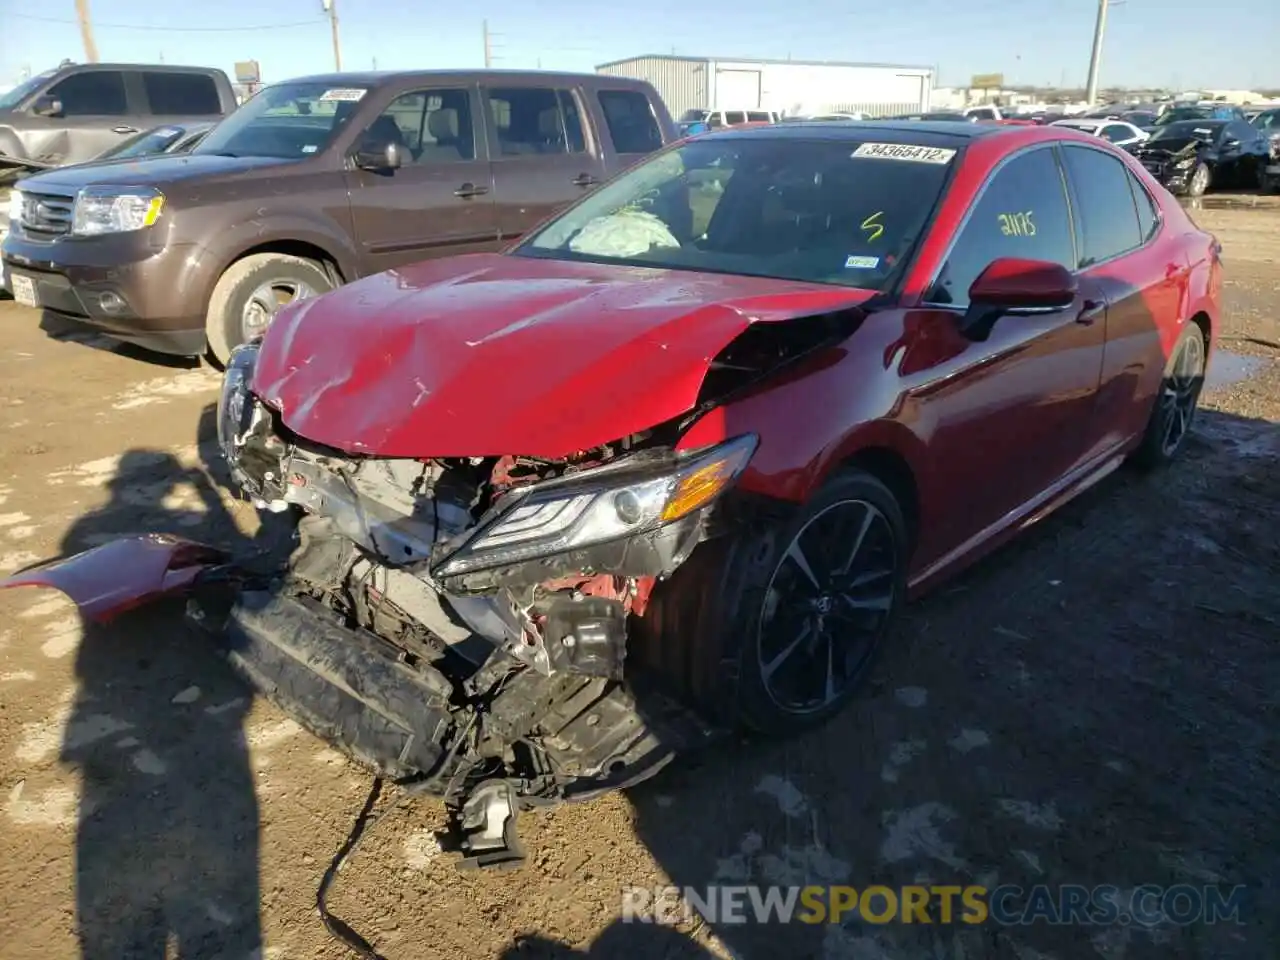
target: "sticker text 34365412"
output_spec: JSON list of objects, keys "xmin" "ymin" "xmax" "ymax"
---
[{"xmin": 852, "ymin": 143, "xmax": 957, "ymax": 164}]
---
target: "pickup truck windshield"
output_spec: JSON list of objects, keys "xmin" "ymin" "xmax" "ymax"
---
[
  {"xmin": 193, "ymin": 81, "xmax": 366, "ymax": 159},
  {"xmin": 0, "ymin": 71, "xmax": 57, "ymax": 111},
  {"xmin": 517, "ymin": 136, "xmax": 956, "ymax": 291}
]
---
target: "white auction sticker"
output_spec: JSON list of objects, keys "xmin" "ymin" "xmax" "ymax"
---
[
  {"xmin": 318, "ymin": 88, "xmax": 366, "ymax": 102},
  {"xmin": 852, "ymin": 142, "xmax": 956, "ymax": 164}
]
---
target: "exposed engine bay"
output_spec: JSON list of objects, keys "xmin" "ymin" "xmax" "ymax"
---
[{"xmin": 210, "ymin": 343, "xmax": 775, "ymax": 866}]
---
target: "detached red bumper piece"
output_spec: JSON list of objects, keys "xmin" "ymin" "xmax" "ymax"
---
[{"xmin": 0, "ymin": 534, "xmax": 227, "ymax": 622}]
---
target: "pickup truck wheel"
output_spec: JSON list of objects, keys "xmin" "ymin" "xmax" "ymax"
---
[
  {"xmin": 636, "ymin": 470, "xmax": 908, "ymax": 737},
  {"xmin": 206, "ymin": 253, "xmax": 333, "ymax": 364}
]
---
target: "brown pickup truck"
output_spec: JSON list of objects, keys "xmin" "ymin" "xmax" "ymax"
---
[{"xmin": 2, "ymin": 70, "xmax": 675, "ymax": 361}]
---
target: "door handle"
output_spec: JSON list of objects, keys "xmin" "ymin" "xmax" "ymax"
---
[
  {"xmin": 454, "ymin": 182, "xmax": 489, "ymax": 198},
  {"xmin": 112, "ymin": 125, "xmax": 139, "ymax": 134},
  {"xmin": 572, "ymin": 173, "xmax": 600, "ymax": 187},
  {"xmin": 1076, "ymin": 299, "xmax": 1105, "ymax": 325}
]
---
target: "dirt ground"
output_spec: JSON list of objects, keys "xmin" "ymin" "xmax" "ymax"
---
[{"xmin": 0, "ymin": 199, "xmax": 1277, "ymax": 960}]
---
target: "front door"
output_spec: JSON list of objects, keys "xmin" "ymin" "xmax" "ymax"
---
[
  {"xmin": 40, "ymin": 70, "xmax": 141, "ymax": 163},
  {"xmin": 345, "ymin": 85, "xmax": 499, "ymax": 276},
  {"xmin": 905, "ymin": 144, "xmax": 1106, "ymax": 563},
  {"xmin": 481, "ymin": 82, "xmax": 608, "ymax": 241}
]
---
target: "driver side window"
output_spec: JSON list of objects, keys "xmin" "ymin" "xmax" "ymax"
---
[
  {"xmin": 926, "ymin": 147, "xmax": 1075, "ymax": 306},
  {"xmin": 362, "ymin": 88, "xmax": 475, "ymax": 163}
]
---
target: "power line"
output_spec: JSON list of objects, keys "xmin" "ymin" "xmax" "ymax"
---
[{"xmin": 8, "ymin": 12, "xmax": 327, "ymax": 33}]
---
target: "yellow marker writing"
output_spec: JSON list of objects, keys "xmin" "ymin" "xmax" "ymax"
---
[{"xmin": 861, "ymin": 211, "xmax": 884, "ymax": 242}]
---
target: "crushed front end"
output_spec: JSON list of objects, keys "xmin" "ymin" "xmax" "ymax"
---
[{"xmin": 214, "ymin": 344, "xmax": 751, "ymax": 866}]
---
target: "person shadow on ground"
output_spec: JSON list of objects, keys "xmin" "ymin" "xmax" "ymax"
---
[{"xmin": 57, "ymin": 443, "xmax": 276, "ymax": 959}]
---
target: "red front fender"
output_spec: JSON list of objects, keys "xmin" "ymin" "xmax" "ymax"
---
[{"xmin": 0, "ymin": 534, "xmax": 227, "ymax": 623}]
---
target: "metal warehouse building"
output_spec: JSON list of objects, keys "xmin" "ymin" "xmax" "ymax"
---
[{"xmin": 595, "ymin": 55, "xmax": 934, "ymax": 119}]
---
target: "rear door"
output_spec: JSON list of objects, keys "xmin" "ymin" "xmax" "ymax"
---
[
  {"xmin": 1059, "ymin": 143, "xmax": 1180, "ymax": 458},
  {"xmin": 483, "ymin": 81, "xmax": 608, "ymax": 241},
  {"xmin": 908, "ymin": 145, "xmax": 1106, "ymax": 554},
  {"xmin": 42, "ymin": 69, "xmax": 139, "ymax": 162},
  {"xmin": 344, "ymin": 84, "xmax": 499, "ymax": 274},
  {"xmin": 138, "ymin": 70, "xmax": 224, "ymax": 121},
  {"xmin": 592, "ymin": 87, "xmax": 667, "ymax": 173}
]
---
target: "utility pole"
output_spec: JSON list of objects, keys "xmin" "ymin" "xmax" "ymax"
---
[
  {"xmin": 1085, "ymin": 0, "xmax": 1125, "ymax": 104},
  {"xmin": 483, "ymin": 19, "xmax": 493, "ymax": 68},
  {"xmin": 321, "ymin": 0, "xmax": 342, "ymax": 72},
  {"xmin": 75, "ymin": 0, "xmax": 99, "ymax": 63}
]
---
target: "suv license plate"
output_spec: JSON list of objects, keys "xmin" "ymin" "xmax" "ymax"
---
[{"xmin": 11, "ymin": 274, "xmax": 37, "ymax": 308}]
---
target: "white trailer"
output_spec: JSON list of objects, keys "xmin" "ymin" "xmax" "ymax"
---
[{"xmin": 596, "ymin": 55, "xmax": 933, "ymax": 120}]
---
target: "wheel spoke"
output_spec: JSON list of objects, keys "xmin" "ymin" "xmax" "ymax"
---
[
  {"xmin": 786, "ymin": 540, "xmax": 822, "ymax": 591},
  {"xmin": 838, "ymin": 591, "xmax": 893, "ymax": 613},
  {"xmin": 762, "ymin": 619, "xmax": 812, "ymax": 681},
  {"xmin": 823, "ymin": 632, "xmax": 837, "ymax": 705},
  {"xmin": 837, "ymin": 506, "xmax": 876, "ymax": 576}
]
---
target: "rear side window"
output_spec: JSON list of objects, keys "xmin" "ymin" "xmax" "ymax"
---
[
  {"xmin": 1128, "ymin": 173, "xmax": 1158, "ymax": 242},
  {"xmin": 747, "ymin": 111, "xmax": 771, "ymax": 123},
  {"xmin": 143, "ymin": 72, "xmax": 221, "ymax": 115},
  {"xmin": 926, "ymin": 147, "xmax": 1074, "ymax": 306},
  {"xmin": 597, "ymin": 89, "xmax": 663, "ymax": 154},
  {"xmin": 47, "ymin": 71, "xmax": 128, "ymax": 116},
  {"xmin": 1061, "ymin": 145, "xmax": 1141, "ymax": 267},
  {"xmin": 724, "ymin": 111, "xmax": 747, "ymax": 125},
  {"xmin": 487, "ymin": 87, "xmax": 585, "ymax": 156}
]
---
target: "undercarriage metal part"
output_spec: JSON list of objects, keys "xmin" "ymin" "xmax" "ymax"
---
[{"xmin": 439, "ymin": 779, "xmax": 527, "ymax": 871}]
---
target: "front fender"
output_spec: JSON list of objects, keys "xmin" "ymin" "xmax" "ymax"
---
[{"xmin": 0, "ymin": 534, "xmax": 226, "ymax": 622}]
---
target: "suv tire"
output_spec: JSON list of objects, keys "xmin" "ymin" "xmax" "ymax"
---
[{"xmin": 206, "ymin": 253, "xmax": 333, "ymax": 364}]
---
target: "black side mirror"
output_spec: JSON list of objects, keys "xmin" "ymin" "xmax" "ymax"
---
[
  {"xmin": 355, "ymin": 142, "xmax": 402, "ymax": 172},
  {"xmin": 32, "ymin": 95, "xmax": 63, "ymax": 118}
]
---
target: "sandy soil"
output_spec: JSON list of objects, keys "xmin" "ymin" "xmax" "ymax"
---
[{"xmin": 0, "ymin": 200, "xmax": 1277, "ymax": 960}]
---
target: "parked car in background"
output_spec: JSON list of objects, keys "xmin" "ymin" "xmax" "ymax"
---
[
  {"xmin": 1050, "ymin": 117, "xmax": 1148, "ymax": 150},
  {"xmin": 885, "ymin": 110, "xmax": 970, "ymax": 122},
  {"xmin": 677, "ymin": 108, "xmax": 779, "ymax": 136},
  {"xmin": 80, "ymin": 120, "xmax": 215, "ymax": 164},
  {"xmin": 5, "ymin": 119, "xmax": 1221, "ymax": 868},
  {"xmin": 1250, "ymin": 107, "xmax": 1280, "ymax": 138},
  {"xmin": 0, "ymin": 63, "xmax": 235, "ymax": 174},
  {"xmin": 1154, "ymin": 103, "xmax": 1246, "ymax": 126},
  {"xmin": 962, "ymin": 104, "xmax": 1003, "ymax": 121},
  {"xmin": 1131, "ymin": 119, "xmax": 1271, "ymax": 195},
  {"xmin": 805, "ymin": 111, "xmax": 867, "ymax": 121},
  {"xmin": 2, "ymin": 70, "xmax": 676, "ymax": 361}
]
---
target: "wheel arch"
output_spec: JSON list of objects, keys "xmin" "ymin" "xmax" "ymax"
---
[{"xmin": 836, "ymin": 445, "xmax": 922, "ymax": 552}]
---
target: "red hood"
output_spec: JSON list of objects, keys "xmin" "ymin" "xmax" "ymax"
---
[{"xmin": 252, "ymin": 253, "xmax": 875, "ymax": 458}]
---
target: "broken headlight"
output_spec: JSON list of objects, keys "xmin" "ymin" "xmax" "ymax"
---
[
  {"xmin": 434, "ymin": 434, "xmax": 758, "ymax": 577},
  {"xmin": 217, "ymin": 342, "xmax": 259, "ymax": 465}
]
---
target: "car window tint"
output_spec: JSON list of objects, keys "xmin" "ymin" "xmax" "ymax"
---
[
  {"xmin": 488, "ymin": 87, "xmax": 581, "ymax": 156},
  {"xmin": 1127, "ymin": 172, "xmax": 1158, "ymax": 243},
  {"xmin": 1061, "ymin": 145, "xmax": 1141, "ymax": 266},
  {"xmin": 724, "ymin": 111, "xmax": 746, "ymax": 125},
  {"xmin": 48, "ymin": 71, "xmax": 128, "ymax": 116},
  {"xmin": 142, "ymin": 72, "xmax": 220, "ymax": 115},
  {"xmin": 363, "ymin": 88, "xmax": 475, "ymax": 162},
  {"xmin": 926, "ymin": 147, "xmax": 1074, "ymax": 306},
  {"xmin": 1100, "ymin": 124, "xmax": 1129, "ymax": 141},
  {"xmin": 597, "ymin": 89, "xmax": 663, "ymax": 154},
  {"xmin": 747, "ymin": 111, "xmax": 771, "ymax": 122}
]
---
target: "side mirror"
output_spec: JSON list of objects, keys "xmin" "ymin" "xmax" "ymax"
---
[
  {"xmin": 355, "ymin": 141, "xmax": 402, "ymax": 172},
  {"xmin": 1222, "ymin": 137, "xmax": 1240, "ymax": 150},
  {"xmin": 959, "ymin": 257, "xmax": 1077, "ymax": 341},
  {"xmin": 32, "ymin": 95, "xmax": 63, "ymax": 118}
]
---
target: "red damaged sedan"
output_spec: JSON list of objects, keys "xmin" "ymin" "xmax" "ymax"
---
[{"xmin": 3, "ymin": 121, "xmax": 1220, "ymax": 865}]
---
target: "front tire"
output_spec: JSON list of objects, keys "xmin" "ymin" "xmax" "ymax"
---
[
  {"xmin": 205, "ymin": 253, "xmax": 333, "ymax": 365},
  {"xmin": 639, "ymin": 469, "xmax": 909, "ymax": 736},
  {"xmin": 1187, "ymin": 162, "xmax": 1211, "ymax": 198},
  {"xmin": 1131, "ymin": 322, "xmax": 1207, "ymax": 470}
]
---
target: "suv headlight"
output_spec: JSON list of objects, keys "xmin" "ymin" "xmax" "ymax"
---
[
  {"xmin": 217, "ymin": 342, "xmax": 259, "ymax": 462},
  {"xmin": 434, "ymin": 434, "xmax": 758, "ymax": 577},
  {"xmin": 71, "ymin": 186, "xmax": 165, "ymax": 236}
]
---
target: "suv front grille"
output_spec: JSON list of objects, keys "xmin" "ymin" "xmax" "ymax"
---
[{"xmin": 19, "ymin": 191, "xmax": 76, "ymax": 239}]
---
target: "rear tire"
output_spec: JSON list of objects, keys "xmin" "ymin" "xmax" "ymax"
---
[
  {"xmin": 205, "ymin": 253, "xmax": 333, "ymax": 365},
  {"xmin": 1131, "ymin": 322, "xmax": 1206, "ymax": 470},
  {"xmin": 637, "ymin": 469, "xmax": 909, "ymax": 736}
]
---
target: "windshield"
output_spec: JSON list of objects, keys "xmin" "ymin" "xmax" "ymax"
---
[
  {"xmin": 0, "ymin": 70, "xmax": 57, "ymax": 111},
  {"xmin": 516, "ymin": 136, "xmax": 957, "ymax": 291},
  {"xmin": 1156, "ymin": 107, "xmax": 1213, "ymax": 125},
  {"xmin": 96, "ymin": 126, "xmax": 187, "ymax": 160},
  {"xmin": 1150, "ymin": 120, "xmax": 1223, "ymax": 143},
  {"xmin": 192, "ymin": 81, "xmax": 366, "ymax": 159}
]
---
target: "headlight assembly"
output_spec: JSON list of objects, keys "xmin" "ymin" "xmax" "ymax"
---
[
  {"xmin": 216, "ymin": 342, "xmax": 259, "ymax": 462},
  {"xmin": 1174, "ymin": 156, "xmax": 1196, "ymax": 170},
  {"xmin": 434, "ymin": 434, "xmax": 759, "ymax": 577},
  {"xmin": 71, "ymin": 185, "xmax": 165, "ymax": 236}
]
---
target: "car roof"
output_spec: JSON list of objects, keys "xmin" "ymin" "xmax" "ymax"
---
[
  {"xmin": 703, "ymin": 119, "xmax": 1005, "ymax": 145},
  {"xmin": 278, "ymin": 69, "xmax": 633, "ymax": 87}
]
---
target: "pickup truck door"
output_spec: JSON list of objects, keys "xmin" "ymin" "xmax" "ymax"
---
[
  {"xmin": 24, "ymin": 70, "xmax": 143, "ymax": 164},
  {"xmin": 481, "ymin": 81, "xmax": 608, "ymax": 241}
]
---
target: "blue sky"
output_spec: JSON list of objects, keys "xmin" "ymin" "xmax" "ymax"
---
[{"xmin": 1, "ymin": 0, "xmax": 1276, "ymax": 91}]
